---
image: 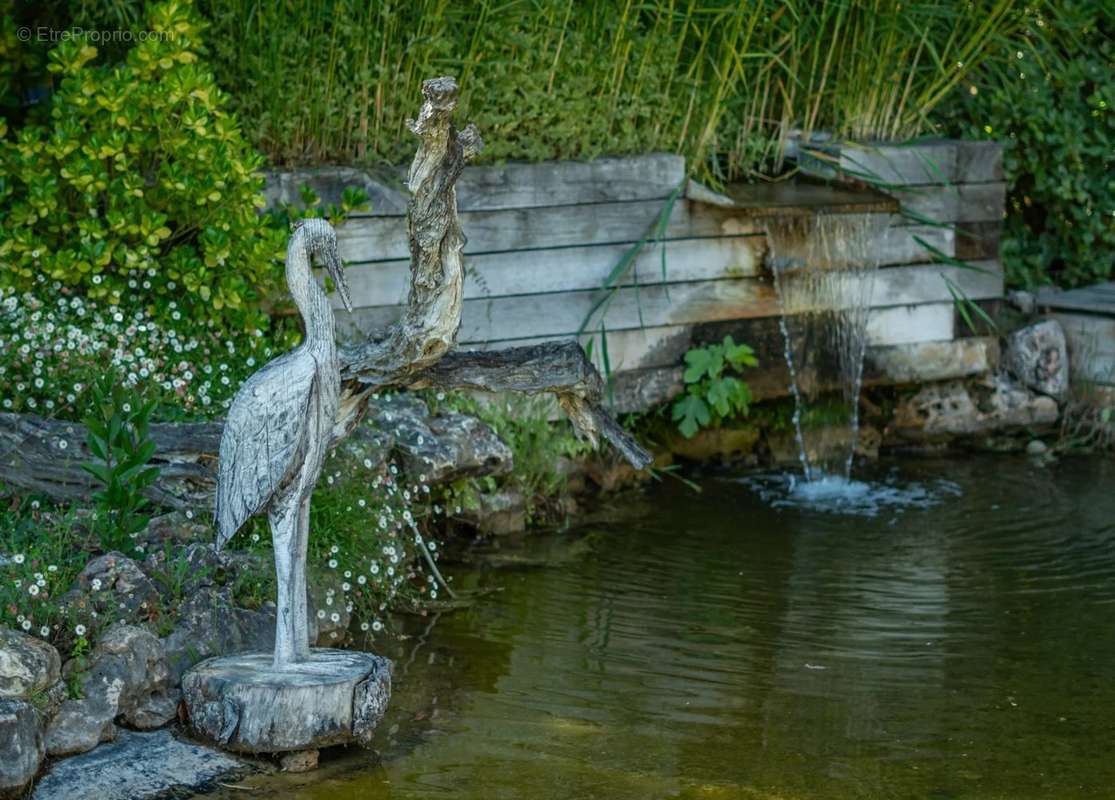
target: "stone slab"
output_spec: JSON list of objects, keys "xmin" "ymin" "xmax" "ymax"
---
[
  {"xmin": 31, "ymin": 729, "xmax": 249, "ymax": 800},
  {"xmin": 182, "ymin": 649, "xmax": 391, "ymax": 754}
]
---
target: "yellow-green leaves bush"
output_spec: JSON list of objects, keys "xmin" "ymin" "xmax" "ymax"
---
[{"xmin": 0, "ymin": 1, "xmax": 285, "ymax": 334}]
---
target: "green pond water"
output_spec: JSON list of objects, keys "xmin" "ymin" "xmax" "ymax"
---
[{"xmin": 205, "ymin": 455, "xmax": 1115, "ymax": 800}]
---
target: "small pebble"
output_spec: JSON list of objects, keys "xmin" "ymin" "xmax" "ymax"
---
[{"xmin": 1026, "ymin": 439, "xmax": 1048, "ymax": 456}]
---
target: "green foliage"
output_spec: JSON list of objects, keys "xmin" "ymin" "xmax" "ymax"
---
[
  {"xmin": 52, "ymin": 0, "xmax": 1020, "ymax": 184},
  {"xmin": 937, "ymin": 1, "xmax": 1115, "ymax": 288},
  {"xmin": 266, "ymin": 184, "xmax": 370, "ymax": 230},
  {"xmin": 0, "ymin": 1, "xmax": 286, "ymax": 334},
  {"xmin": 80, "ymin": 373, "xmax": 160, "ymax": 554},
  {"xmin": 0, "ymin": 285, "xmax": 280, "ymax": 420},
  {"xmin": 672, "ymin": 336, "xmax": 757, "ymax": 438}
]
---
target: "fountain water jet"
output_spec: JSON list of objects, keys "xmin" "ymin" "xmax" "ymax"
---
[{"xmin": 764, "ymin": 213, "xmax": 890, "ymax": 482}]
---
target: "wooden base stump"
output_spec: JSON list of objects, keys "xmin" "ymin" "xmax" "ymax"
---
[{"xmin": 181, "ymin": 649, "xmax": 390, "ymax": 759}]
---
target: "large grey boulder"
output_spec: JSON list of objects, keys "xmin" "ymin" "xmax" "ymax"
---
[
  {"xmin": 364, "ymin": 396, "xmax": 513, "ymax": 484},
  {"xmin": 0, "ymin": 699, "xmax": 44, "ymax": 799},
  {"xmin": 1005, "ymin": 319, "xmax": 1069, "ymax": 399},
  {"xmin": 32, "ymin": 729, "xmax": 249, "ymax": 800},
  {"xmin": 891, "ymin": 374, "xmax": 1059, "ymax": 440},
  {"xmin": 63, "ymin": 552, "xmax": 161, "ymax": 625},
  {"xmin": 160, "ymin": 586, "xmax": 275, "ymax": 684},
  {"xmin": 46, "ymin": 624, "xmax": 177, "ymax": 757},
  {"xmin": 0, "ymin": 627, "xmax": 61, "ymax": 700}
]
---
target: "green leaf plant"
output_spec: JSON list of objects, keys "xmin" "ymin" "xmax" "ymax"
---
[{"xmin": 671, "ymin": 336, "xmax": 758, "ymax": 438}]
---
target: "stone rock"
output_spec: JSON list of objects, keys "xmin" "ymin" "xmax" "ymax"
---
[
  {"xmin": 0, "ymin": 627, "xmax": 61, "ymax": 700},
  {"xmin": 1026, "ymin": 439, "xmax": 1049, "ymax": 456},
  {"xmin": 46, "ymin": 623, "xmax": 178, "ymax": 757},
  {"xmin": 890, "ymin": 374, "xmax": 1059, "ymax": 440},
  {"xmin": 182, "ymin": 649, "xmax": 391, "ymax": 754},
  {"xmin": 1006, "ymin": 289, "xmax": 1037, "ymax": 315},
  {"xmin": 279, "ymin": 749, "xmax": 319, "ymax": 772},
  {"xmin": 0, "ymin": 699, "xmax": 44, "ymax": 799},
  {"xmin": 1005, "ymin": 319, "xmax": 1069, "ymax": 399},
  {"xmin": 161, "ymin": 586, "xmax": 275, "ymax": 685},
  {"xmin": 365, "ymin": 397, "xmax": 513, "ymax": 484},
  {"xmin": 64, "ymin": 552, "xmax": 160, "ymax": 625},
  {"xmin": 668, "ymin": 427, "xmax": 760, "ymax": 462},
  {"xmin": 458, "ymin": 491, "xmax": 527, "ymax": 536},
  {"xmin": 31, "ymin": 728, "xmax": 249, "ymax": 800},
  {"xmin": 138, "ymin": 511, "xmax": 211, "ymax": 548}
]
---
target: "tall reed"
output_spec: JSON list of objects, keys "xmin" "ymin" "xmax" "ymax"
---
[{"xmin": 81, "ymin": 0, "xmax": 1028, "ymax": 181}]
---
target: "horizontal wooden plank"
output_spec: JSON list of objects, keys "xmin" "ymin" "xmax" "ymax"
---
[
  {"xmin": 336, "ymin": 198, "xmax": 759, "ymax": 263},
  {"xmin": 790, "ymin": 139, "xmax": 959, "ymax": 186},
  {"xmin": 604, "ymin": 333, "xmax": 995, "ymax": 412},
  {"xmin": 890, "ymin": 183, "xmax": 1006, "ymax": 224},
  {"xmin": 338, "ymin": 203, "xmax": 951, "ymax": 269},
  {"xmin": 1053, "ymin": 314, "xmax": 1115, "ymax": 386},
  {"xmin": 955, "ymin": 141, "xmax": 1006, "ymax": 183},
  {"xmin": 339, "ymin": 236, "xmax": 765, "ymax": 309},
  {"xmin": 1036, "ymin": 282, "xmax": 1115, "ymax": 314},
  {"xmin": 473, "ymin": 302, "xmax": 974, "ymax": 377},
  {"xmin": 338, "ymin": 264, "xmax": 994, "ymax": 344},
  {"xmin": 265, "ymin": 154, "xmax": 686, "ymax": 215},
  {"xmin": 335, "ymin": 224, "xmax": 961, "ymax": 310}
]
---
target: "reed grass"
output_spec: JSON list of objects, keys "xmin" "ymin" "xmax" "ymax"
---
[{"xmin": 101, "ymin": 0, "xmax": 1027, "ymax": 181}]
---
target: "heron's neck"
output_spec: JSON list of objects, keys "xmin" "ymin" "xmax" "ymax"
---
[{"xmin": 286, "ymin": 236, "xmax": 335, "ymax": 355}]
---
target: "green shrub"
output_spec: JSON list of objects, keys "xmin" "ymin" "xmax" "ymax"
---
[
  {"xmin": 81, "ymin": 374, "xmax": 160, "ymax": 555},
  {"xmin": 672, "ymin": 336, "xmax": 757, "ymax": 438},
  {"xmin": 0, "ymin": 0, "xmax": 286, "ymax": 334},
  {"xmin": 937, "ymin": 1, "xmax": 1115, "ymax": 288}
]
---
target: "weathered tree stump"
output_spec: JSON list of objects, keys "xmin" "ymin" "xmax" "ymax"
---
[{"xmin": 181, "ymin": 649, "xmax": 390, "ymax": 760}]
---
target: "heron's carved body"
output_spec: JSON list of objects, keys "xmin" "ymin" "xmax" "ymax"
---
[{"xmin": 215, "ymin": 219, "xmax": 351, "ymax": 668}]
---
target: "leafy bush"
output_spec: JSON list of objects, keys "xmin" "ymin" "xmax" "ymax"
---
[
  {"xmin": 672, "ymin": 336, "xmax": 757, "ymax": 438},
  {"xmin": 81, "ymin": 374, "xmax": 159, "ymax": 555},
  {"xmin": 937, "ymin": 2, "xmax": 1115, "ymax": 288},
  {"xmin": 0, "ymin": 0, "xmax": 286, "ymax": 334}
]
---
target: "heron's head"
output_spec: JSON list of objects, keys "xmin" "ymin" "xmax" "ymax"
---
[{"xmin": 295, "ymin": 217, "xmax": 353, "ymax": 313}]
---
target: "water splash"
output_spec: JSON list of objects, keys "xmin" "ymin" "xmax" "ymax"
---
[
  {"xmin": 765, "ymin": 213, "xmax": 890, "ymax": 481},
  {"xmin": 740, "ymin": 472, "xmax": 963, "ymax": 517}
]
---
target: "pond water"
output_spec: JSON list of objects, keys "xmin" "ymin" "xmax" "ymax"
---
[{"xmin": 204, "ymin": 455, "xmax": 1115, "ymax": 800}]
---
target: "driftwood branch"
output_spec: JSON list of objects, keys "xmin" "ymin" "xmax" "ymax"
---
[{"xmin": 1, "ymin": 76, "xmax": 650, "ymax": 509}]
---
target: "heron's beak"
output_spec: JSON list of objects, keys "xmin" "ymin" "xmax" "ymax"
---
[{"xmin": 325, "ymin": 247, "xmax": 353, "ymax": 314}]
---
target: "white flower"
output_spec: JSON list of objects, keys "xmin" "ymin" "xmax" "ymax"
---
[
  {"xmin": 342, "ymin": 582, "xmax": 351, "ymax": 592},
  {"xmin": 330, "ymin": 545, "xmax": 339, "ymax": 555},
  {"xmin": 370, "ymin": 563, "xmax": 380, "ymax": 575},
  {"xmin": 21, "ymin": 620, "xmax": 31, "ymax": 631},
  {"xmin": 328, "ymin": 559, "xmax": 338, "ymax": 569},
  {"xmin": 316, "ymin": 610, "xmax": 326, "ymax": 619},
  {"xmin": 39, "ymin": 626, "xmax": 50, "ymax": 637},
  {"xmin": 363, "ymin": 458, "xmax": 372, "ymax": 469},
  {"xmin": 357, "ymin": 575, "xmax": 367, "ymax": 585},
  {"xmin": 360, "ymin": 622, "xmax": 369, "ymax": 632},
  {"xmin": 330, "ymin": 612, "xmax": 340, "ymax": 623},
  {"xmin": 372, "ymin": 620, "xmax": 383, "ymax": 632},
  {"xmin": 28, "ymin": 584, "xmax": 39, "ymax": 596},
  {"xmin": 75, "ymin": 624, "xmax": 87, "ymax": 636},
  {"xmin": 12, "ymin": 554, "xmax": 24, "ymax": 565},
  {"xmin": 91, "ymin": 578, "xmax": 102, "ymax": 591}
]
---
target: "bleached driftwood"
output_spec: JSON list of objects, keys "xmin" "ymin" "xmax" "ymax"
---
[{"xmin": 0, "ymin": 76, "xmax": 650, "ymax": 510}]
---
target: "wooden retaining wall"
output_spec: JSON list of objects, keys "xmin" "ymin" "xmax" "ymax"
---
[{"xmin": 265, "ymin": 141, "xmax": 1005, "ymax": 412}]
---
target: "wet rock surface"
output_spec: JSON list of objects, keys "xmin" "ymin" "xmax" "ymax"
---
[
  {"xmin": 32, "ymin": 728, "xmax": 250, "ymax": 800},
  {"xmin": 46, "ymin": 623, "xmax": 177, "ymax": 757},
  {"xmin": 457, "ymin": 490, "xmax": 528, "ymax": 536},
  {"xmin": 1005, "ymin": 319, "xmax": 1069, "ymax": 399},
  {"xmin": 0, "ymin": 699, "xmax": 44, "ymax": 799}
]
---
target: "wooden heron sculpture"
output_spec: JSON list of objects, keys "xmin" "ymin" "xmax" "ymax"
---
[{"xmin": 215, "ymin": 218, "xmax": 353, "ymax": 668}]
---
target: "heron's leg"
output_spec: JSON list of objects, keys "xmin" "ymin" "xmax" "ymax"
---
[
  {"xmin": 291, "ymin": 493, "xmax": 312, "ymax": 659},
  {"xmin": 269, "ymin": 493, "xmax": 299, "ymax": 669}
]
